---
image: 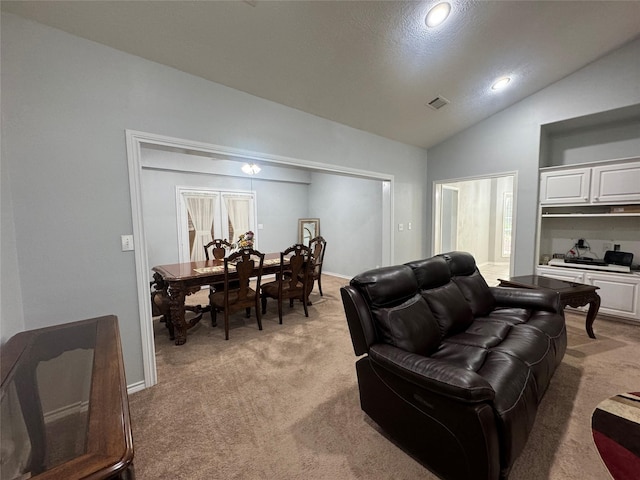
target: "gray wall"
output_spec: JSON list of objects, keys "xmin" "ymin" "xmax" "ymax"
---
[
  {"xmin": 1, "ymin": 161, "xmax": 25, "ymax": 343},
  {"xmin": 426, "ymin": 38, "xmax": 640, "ymax": 275},
  {"xmin": 1, "ymin": 13, "xmax": 427, "ymax": 385},
  {"xmin": 308, "ymin": 172, "xmax": 383, "ymax": 278}
]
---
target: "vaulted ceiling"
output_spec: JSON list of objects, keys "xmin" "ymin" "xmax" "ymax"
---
[{"xmin": 3, "ymin": 1, "xmax": 640, "ymax": 149}]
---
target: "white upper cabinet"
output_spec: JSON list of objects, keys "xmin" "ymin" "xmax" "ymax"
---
[
  {"xmin": 590, "ymin": 160, "xmax": 640, "ymax": 204},
  {"xmin": 540, "ymin": 159, "xmax": 640, "ymax": 206},
  {"xmin": 540, "ymin": 168, "xmax": 591, "ymax": 205}
]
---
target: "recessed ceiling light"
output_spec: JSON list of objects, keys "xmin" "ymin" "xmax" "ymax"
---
[
  {"xmin": 491, "ymin": 76, "xmax": 511, "ymax": 91},
  {"xmin": 425, "ymin": 2, "xmax": 451, "ymax": 28}
]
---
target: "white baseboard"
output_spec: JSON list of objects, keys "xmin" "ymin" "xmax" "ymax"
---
[
  {"xmin": 324, "ymin": 271, "xmax": 351, "ymax": 280},
  {"xmin": 43, "ymin": 400, "xmax": 89, "ymax": 423},
  {"xmin": 127, "ymin": 380, "xmax": 146, "ymax": 395}
]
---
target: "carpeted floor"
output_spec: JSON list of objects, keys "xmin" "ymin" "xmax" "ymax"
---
[{"xmin": 129, "ymin": 275, "xmax": 640, "ymax": 479}]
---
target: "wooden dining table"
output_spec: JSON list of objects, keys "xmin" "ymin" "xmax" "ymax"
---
[{"xmin": 152, "ymin": 253, "xmax": 284, "ymax": 345}]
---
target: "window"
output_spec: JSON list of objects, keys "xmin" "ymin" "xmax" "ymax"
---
[{"xmin": 177, "ymin": 188, "xmax": 256, "ymax": 262}]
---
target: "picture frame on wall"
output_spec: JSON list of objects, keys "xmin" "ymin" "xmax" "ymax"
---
[{"xmin": 298, "ymin": 218, "xmax": 320, "ymax": 247}]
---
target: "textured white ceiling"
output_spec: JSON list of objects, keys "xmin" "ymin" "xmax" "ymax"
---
[{"xmin": 3, "ymin": 1, "xmax": 640, "ymax": 149}]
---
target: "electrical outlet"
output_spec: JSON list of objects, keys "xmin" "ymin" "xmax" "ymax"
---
[{"xmin": 398, "ymin": 223, "xmax": 404, "ymax": 231}]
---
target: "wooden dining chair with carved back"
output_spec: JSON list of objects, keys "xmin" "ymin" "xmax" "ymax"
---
[
  {"xmin": 209, "ymin": 248, "xmax": 265, "ymax": 340},
  {"xmin": 204, "ymin": 239, "xmax": 232, "ymax": 261},
  {"xmin": 203, "ymin": 238, "xmax": 238, "ymax": 326},
  {"xmin": 150, "ymin": 272, "xmax": 203, "ymax": 340},
  {"xmin": 307, "ymin": 236, "xmax": 327, "ymax": 297},
  {"xmin": 261, "ymin": 244, "xmax": 311, "ymax": 324}
]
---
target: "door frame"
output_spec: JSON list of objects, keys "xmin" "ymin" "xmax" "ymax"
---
[
  {"xmin": 432, "ymin": 171, "xmax": 518, "ymax": 272},
  {"xmin": 126, "ymin": 129, "xmax": 394, "ymax": 388}
]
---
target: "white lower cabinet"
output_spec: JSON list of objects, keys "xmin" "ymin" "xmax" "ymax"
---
[
  {"xmin": 584, "ymin": 272, "xmax": 640, "ymax": 321},
  {"xmin": 536, "ymin": 266, "xmax": 585, "ymax": 284},
  {"xmin": 536, "ymin": 266, "xmax": 640, "ymax": 322}
]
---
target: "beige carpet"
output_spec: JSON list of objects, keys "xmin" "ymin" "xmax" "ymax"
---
[{"xmin": 129, "ymin": 275, "xmax": 640, "ymax": 479}]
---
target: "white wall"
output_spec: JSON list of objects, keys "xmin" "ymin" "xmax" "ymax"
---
[
  {"xmin": 426, "ymin": 38, "xmax": 640, "ymax": 275},
  {"xmin": 1, "ymin": 13, "xmax": 427, "ymax": 385}
]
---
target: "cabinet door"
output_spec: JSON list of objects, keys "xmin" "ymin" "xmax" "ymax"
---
[
  {"xmin": 540, "ymin": 168, "xmax": 591, "ymax": 205},
  {"xmin": 584, "ymin": 272, "xmax": 640, "ymax": 321},
  {"xmin": 590, "ymin": 161, "xmax": 640, "ymax": 204},
  {"xmin": 536, "ymin": 266, "xmax": 585, "ymax": 284}
]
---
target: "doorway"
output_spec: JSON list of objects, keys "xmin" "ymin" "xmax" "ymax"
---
[
  {"xmin": 433, "ymin": 173, "xmax": 516, "ymax": 285},
  {"xmin": 126, "ymin": 130, "xmax": 395, "ymax": 388}
]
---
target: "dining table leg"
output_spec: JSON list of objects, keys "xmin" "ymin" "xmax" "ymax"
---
[{"xmin": 168, "ymin": 283, "xmax": 188, "ymax": 345}]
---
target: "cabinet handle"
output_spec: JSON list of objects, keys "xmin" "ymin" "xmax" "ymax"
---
[{"xmin": 593, "ymin": 197, "xmax": 599, "ymax": 201}]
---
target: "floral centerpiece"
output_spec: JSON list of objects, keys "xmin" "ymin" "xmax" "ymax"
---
[{"xmin": 234, "ymin": 230, "xmax": 254, "ymax": 250}]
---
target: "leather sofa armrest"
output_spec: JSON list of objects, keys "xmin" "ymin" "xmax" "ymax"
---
[
  {"xmin": 490, "ymin": 286, "xmax": 562, "ymax": 313},
  {"xmin": 369, "ymin": 344, "xmax": 495, "ymax": 403}
]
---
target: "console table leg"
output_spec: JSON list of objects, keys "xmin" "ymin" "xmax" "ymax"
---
[{"xmin": 585, "ymin": 294, "xmax": 601, "ymax": 339}]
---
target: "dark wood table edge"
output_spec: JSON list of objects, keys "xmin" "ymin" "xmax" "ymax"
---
[
  {"xmin": 0, "ymin": 316, "xmax": 135, "ymax": 479},
  {"xmin": 498, "ymin": 276, "xmax": 600, "ymax": 339}
]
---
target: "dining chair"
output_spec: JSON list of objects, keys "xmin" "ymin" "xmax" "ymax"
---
[
  {"xmin": 209, "ymin": 248, "xmax": 265, "ymax": 340},
  {"xmin": 204, "ymin": 238, "xmax": 236, "ymax": 325},
  {"xmin": 261, "ymin": 244, "xmax": 311, "ymax": 324},
  {"xmin": 204, "ymin": 238, "xmax": 232, "ymax": 260},
  {"xmin": 150, "ymin": 272, "xmax": 203, "ymax": 340},
  {"xmin": 308, "ymin": 236, "xmax": 327, "ymax": 296}
]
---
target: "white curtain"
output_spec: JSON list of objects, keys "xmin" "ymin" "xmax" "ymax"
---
[
  {"xmin": 185, "ymin": 195, "xmax": 215, "ymax": 261},
  {"xmin": 225, "ymin": 196, "xmax": 250, "ymax": 242}
]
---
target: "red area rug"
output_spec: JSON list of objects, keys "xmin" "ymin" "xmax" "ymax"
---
[{"xmin": 592, "ymin": 392, "xmax": 640, "ymax": 480}]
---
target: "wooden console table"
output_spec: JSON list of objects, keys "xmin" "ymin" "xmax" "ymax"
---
[
  {"xmin": 498, "ymin": 275, "xmax": 600, "ymax": 338},
  {"xmin": 0, "ymin": 315, "xmax": 134, "ymax": 479}
]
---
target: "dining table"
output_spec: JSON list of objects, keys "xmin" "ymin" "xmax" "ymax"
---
[{"xmin": 152, "ymin": 253, "xmax": 285, "ymax": 345}]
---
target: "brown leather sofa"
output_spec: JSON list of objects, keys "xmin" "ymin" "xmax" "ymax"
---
[{"xmin": 340, "ymin": 252, "xmax": 567, "ymax": 480}]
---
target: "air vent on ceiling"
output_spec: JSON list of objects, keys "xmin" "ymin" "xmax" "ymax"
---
[{"xmin": 426, "ymin": 95, "xmax": 450, "ymax": 110}]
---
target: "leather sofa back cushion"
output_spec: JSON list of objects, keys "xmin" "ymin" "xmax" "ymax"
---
[
  {"xmin": 442, "ymin": 251, "xmax": 476, "ymax": 275},
  {"xmin": 351, "ymin": 265, "xmax": 418, "ymax": 307},
  {"xmin": 452, "ymin": 271, "xmax": 496, "ymax": 317},
  {"xmin": 404, "ymin": 256, "xmax": 451, "ymax": 290},
  {"xmin": 371, "ymin": 294, "xmax": 442, "ymax": 355},
  {"xmin": 421, "ymin": 282, "xmax": 474, "ymax": 337}
]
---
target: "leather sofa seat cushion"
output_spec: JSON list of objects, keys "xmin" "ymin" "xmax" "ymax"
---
[
  {"xmin": 421, "ymin": 282, "xmax": 474, "ymax": 337},
  {"xmin": 430, "ymin": 341, "xmax": 539, "ymax": 469},
  {"xmin": 448, "ymin": 320, "xmax": 512, "ymax": 349},
  {"xmin": 491, "ymin": 325, "xmax": 554, "ymax": 399},
  {"xmin": 483, "ymin": 309, "xmax": 567, "ymax": 369},
  {"xmin": 477, "ymin": 351, "xmax": 539, "ymax": 469},
  {"xmin": 484, "ymin": 307, "xmax": 531, "ymax": 325},
  {"xmin": 372, "ymin": 294, "xmax": 442, "ymax": 355},
  {"xmin": 431, "ymin": 342, "xmax": 489, "ymax": 371}
]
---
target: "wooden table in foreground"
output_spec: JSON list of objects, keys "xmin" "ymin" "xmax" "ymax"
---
[
  {"xmin": 498, "ymin": 275, "xmax": 601, "ymax": 339},
  {"xmin": 152, "ymin": 253, "xmax": 284, "ymax": 345},
  {"xmin": 0, "ymin": 315, "xmax": 134, "ymax": 480}
]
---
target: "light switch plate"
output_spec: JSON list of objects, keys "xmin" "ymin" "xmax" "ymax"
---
[{"xmin": 121, "ymin": 235, "xmax": 134, "ymax": 251}]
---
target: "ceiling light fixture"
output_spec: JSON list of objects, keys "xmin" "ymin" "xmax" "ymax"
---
[
  {"xmin": 241, "ymin": 163, "xmax": 261, "ymax": 175},
  {"xmin": 491, "ymin": 76, "xmax": 512, "ymax": 91},
  {"xmin": 425, "ymin": 2, "xmax": 451, "ymax": 28}
]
